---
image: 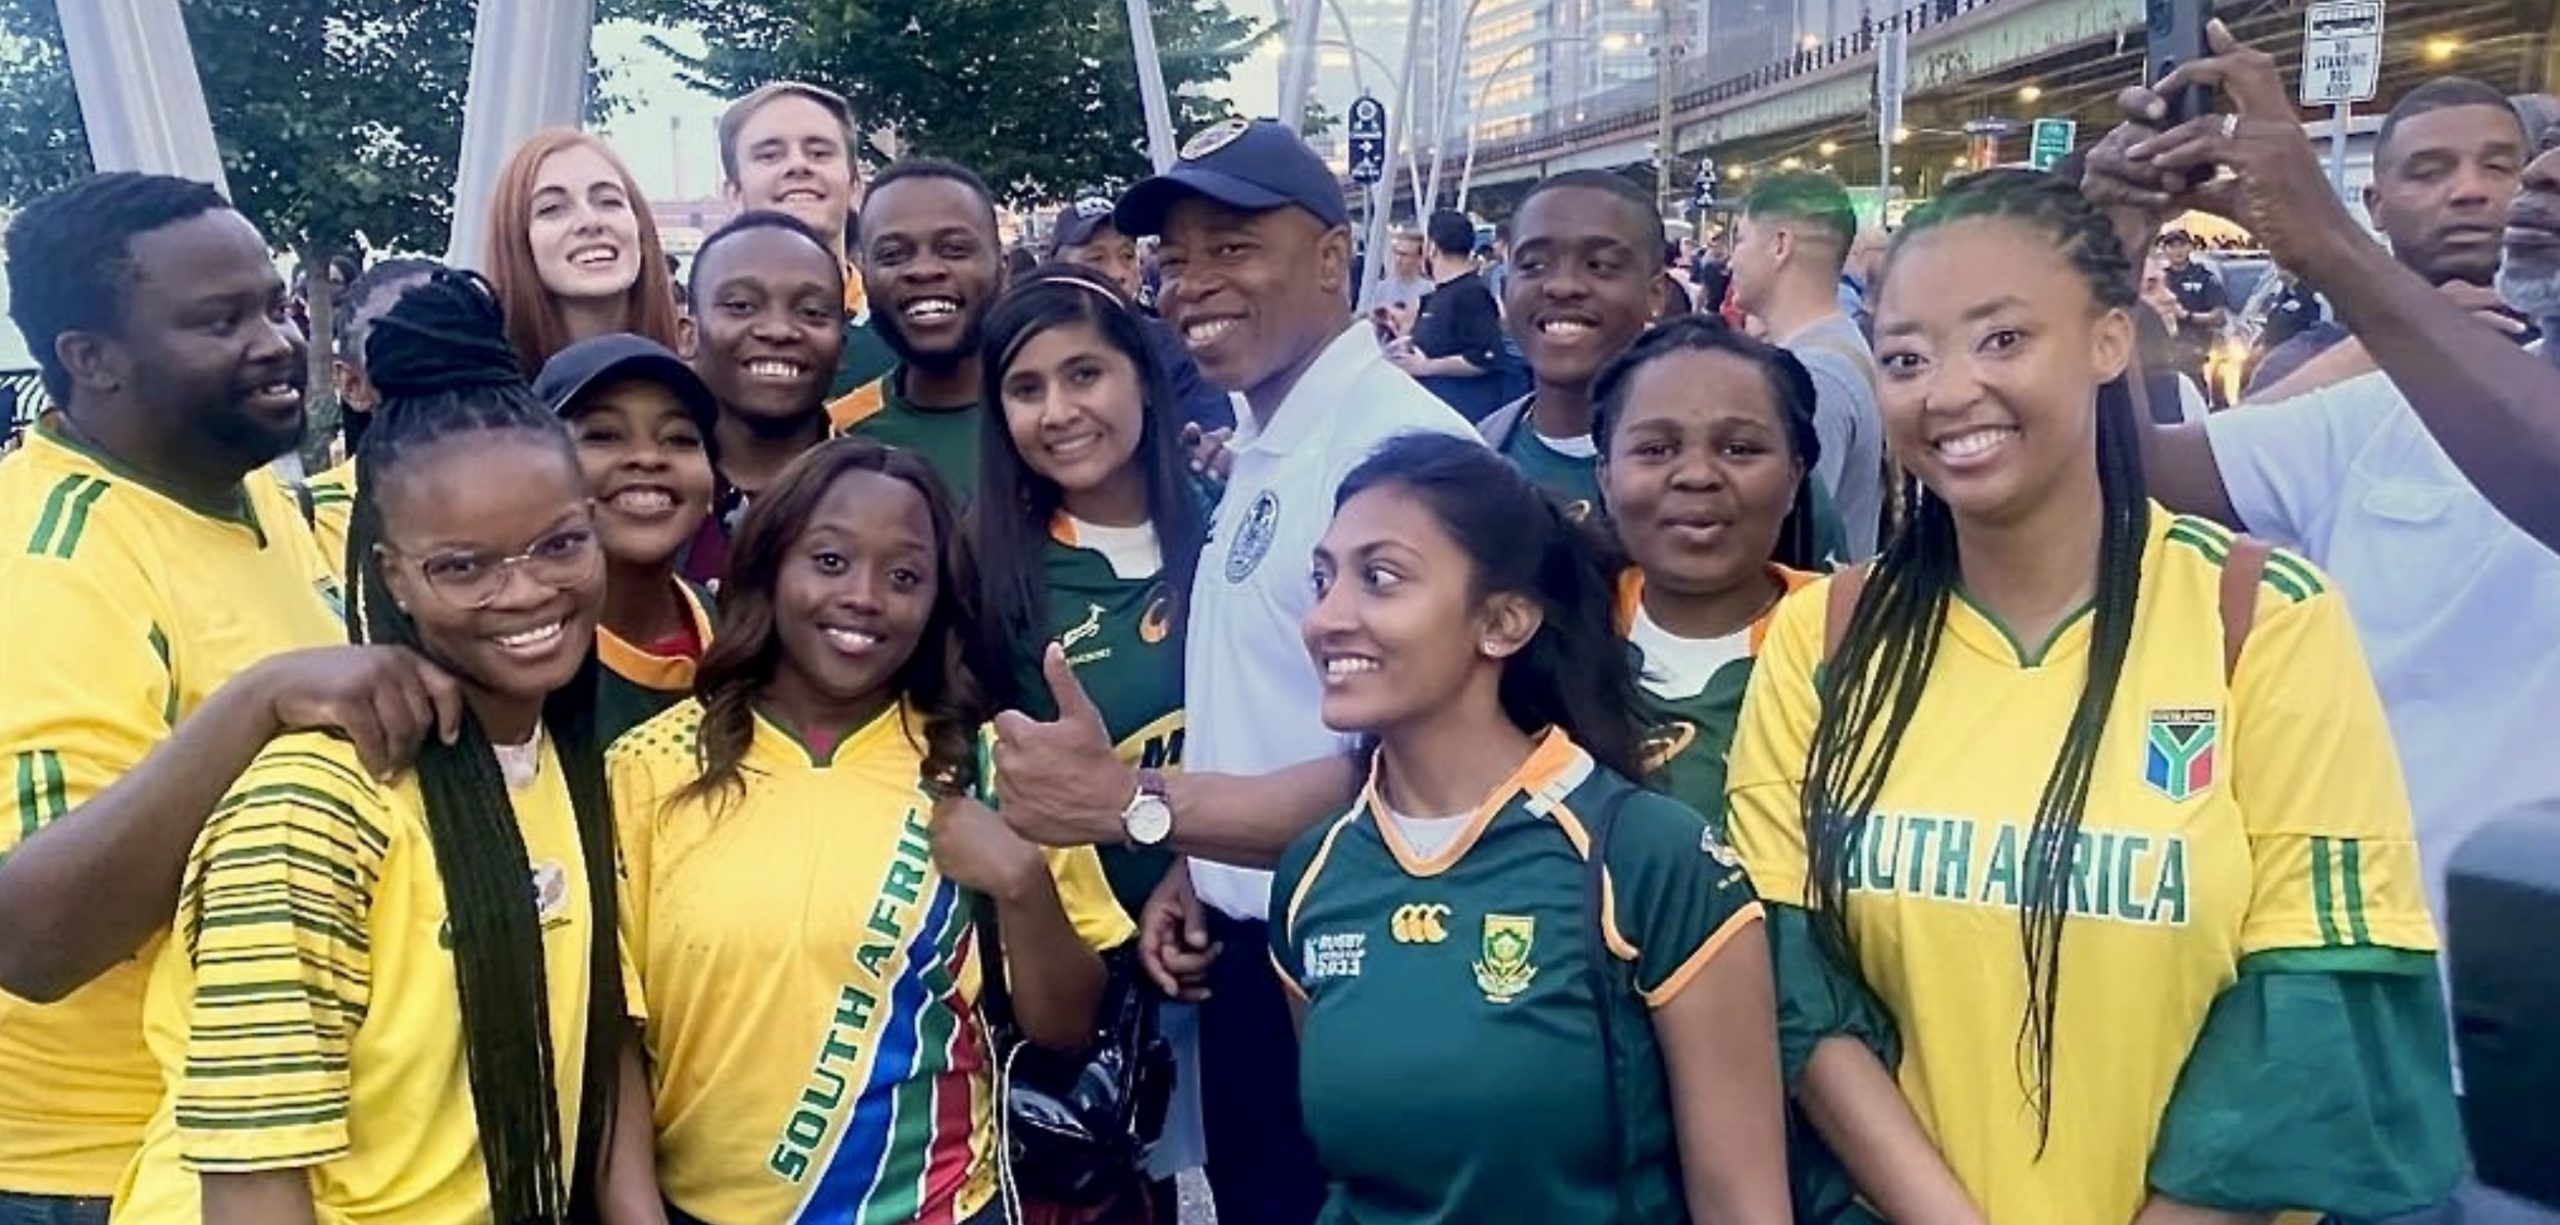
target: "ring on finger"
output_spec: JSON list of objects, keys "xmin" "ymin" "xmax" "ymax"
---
[{"xmin": 2219, "ymin": 113, "xmax": 2239, "ymax": 139}]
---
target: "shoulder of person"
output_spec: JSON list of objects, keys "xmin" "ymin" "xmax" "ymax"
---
[
  {"xmin": 608, "ymin": 697, "xmax": 709, "ymax": 773},
  {"xmin": 221, "ymin": 730, "xmax": 397, "ymax": 848}
]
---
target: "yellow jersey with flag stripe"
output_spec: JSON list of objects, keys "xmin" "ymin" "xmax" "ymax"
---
[
  {"xmin": 112, "ymin": 732, "xmax": 611, "ymax": 1223},
  {"xmin": 0, "ymin": 421, "xmax": 342, "ymax": 1195},
  {"xmin": 609, "ymin": 700, "xmax": 1132, "ymax": 1225},
  {"xmin": 1727, "ymin": 505, "xmax": 2433, "ymax": 1225}
]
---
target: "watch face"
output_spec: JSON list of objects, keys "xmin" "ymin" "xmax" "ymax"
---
[{"xmin": 1126, "ymin": 797, "xmax": 1173, "ymax": 845}]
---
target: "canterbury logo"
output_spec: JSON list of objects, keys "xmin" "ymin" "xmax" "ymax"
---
[{"xmin": 1390, "ymin": 903, "xmax": 1451, "ymax": 944}]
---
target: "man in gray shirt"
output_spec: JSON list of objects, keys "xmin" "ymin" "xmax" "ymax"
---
[{"xmin": 1730, "ymin": 170, "xmax": 1886, "ymax": 557}]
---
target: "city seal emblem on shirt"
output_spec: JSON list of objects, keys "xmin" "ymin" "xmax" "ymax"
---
[{"xmin": 1225, "ymin": 489, "xmax": 1280, "ymax": 583}]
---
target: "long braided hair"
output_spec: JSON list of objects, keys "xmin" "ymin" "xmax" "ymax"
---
[
  {"xmin": 350, "ymin": 270, "xmax": 628, "ymax": 1221},
  {"xmin": 1800, "ymin": 169, "xmax": 2144, "ymax": 1145}
]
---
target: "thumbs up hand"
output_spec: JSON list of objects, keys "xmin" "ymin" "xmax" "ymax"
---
[{"xmin": 990, "ymin": 641, "xmax": 1138, "ymax": 847}]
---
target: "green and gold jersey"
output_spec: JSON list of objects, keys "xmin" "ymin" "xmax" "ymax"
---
[
  {"xmin": 1005, "ymin": 517, "xmax": 1186, "ymax": 917},
  {"xmin": 1727, "ymin": 506, "xmax": 2435, "ymax": 1225},
  {"xmin": 1270, "ymin": 731, "xmax": 1762, "ymax": 1225},
  {"xmin": 594, "ymin": 577, "xmax": 715, "ymax": 746},
  {"xmin": 0, "ymin": 421, "xmax": 343, "ymax": 1194},
  {"xmin": 1619, "ymin": 566, "xmax": 1815, "ymax": 820},
  {"xmin": 113, "ymin": 733, "xmax": 612, "ymax": 1224},
  {"xmin": 840, "ymin": 371, "xmax": 983, "ymax": 505},
  {"xmin": 1496, "ymin": 417, "xmax": 1604, "ymax": 525}
]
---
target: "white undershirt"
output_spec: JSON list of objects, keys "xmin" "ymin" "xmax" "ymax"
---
[
  {"xmin": 1384, "ymin": 804, "xmax": 1472, "ymax": 859},
  {"xmin": 1625, "ymin": 600, "xmax": 1751, "ymax": 701},
  {"xmin": 1064, "ymin": 514, "xmax": 1163, "ymax": 579},
  {"xmin": 1526, "ymin": 427, "xmax": 1597, "ymax": 459},
  {"xmin": 492, "ymin": 727, "xmax": 543, "ymax": 793}
]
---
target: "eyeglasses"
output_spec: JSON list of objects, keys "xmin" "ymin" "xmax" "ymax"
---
[{"xmin": 389, "ymin": 524, "xmax": 602, "ymax": 610}]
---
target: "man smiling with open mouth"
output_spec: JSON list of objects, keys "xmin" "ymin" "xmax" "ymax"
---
[{"xmin": 840, "ymin": 158, "xmax": 1007, "ymax": 504}]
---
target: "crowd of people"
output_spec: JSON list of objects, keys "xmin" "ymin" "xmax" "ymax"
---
[{"xmin": 0, "ymin": 16, "xmax": 2554, "ymax": 1225}]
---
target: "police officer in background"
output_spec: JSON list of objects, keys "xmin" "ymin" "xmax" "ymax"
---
[{"xmin": 2156, "ymin": 229, "xmax": 2228, "ymax": 403}]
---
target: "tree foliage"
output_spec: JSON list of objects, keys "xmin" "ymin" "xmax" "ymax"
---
[
  {"xmin": 624, "ymin": 0, "xmax": 1265, "ymax": 203},
  {"xmin": 0, "ymin": 0, "xmax": 490, "ymax": 263}
]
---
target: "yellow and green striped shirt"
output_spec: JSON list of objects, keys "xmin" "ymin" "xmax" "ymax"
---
[{"xmin": 113, "ymin": 733, "xmax": 608, "ymax": 1224}]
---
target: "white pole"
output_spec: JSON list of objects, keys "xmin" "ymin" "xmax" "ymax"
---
[
  {"xmin": 1125, "ymin": 0, "xmax": 1179, "ymax": 171},
  {"xmin": 445, "ymin": 0, "xmax": 597, "ymax": 269},
  {"xmin": 1422, "ymin": 0, "xmax": 1490, "ymax": 220},
  {"xmin": 1278, "ymin": 0, "xmax": 1324, "ymax": 132},
  {"xmin": 1367, "ymin": 0, "xmax": 1432, "ymax": 294},
  {"xmin": 2327, "ymin": 101, "xmax": 2351, "ymax": 200},
  {"xmin": 57, "ymin": 0, "xmax": 227, "ymax": 193}
]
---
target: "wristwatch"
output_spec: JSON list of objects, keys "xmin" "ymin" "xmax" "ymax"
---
[{"xmin": 1121, "ymin": 768, "xmax": 1172, "ymax": 846}]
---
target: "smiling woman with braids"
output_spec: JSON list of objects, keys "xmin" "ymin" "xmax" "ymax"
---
[
  {"xmin": 114, "ymin": 271, "xmax": 654, "ymax": 1223},
  {"xmin": 1724, "ymin": 169, "xmax": 2463, "ymax": 1225}
]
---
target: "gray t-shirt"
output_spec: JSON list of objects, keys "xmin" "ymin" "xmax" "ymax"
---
[
  {"xmin": 1783, "ymin": 313, "xmax": 1885, "ymax": 560},
  {"xmin": 1360, "ymin": 273, "xmax": 1436, "ymax": 315}
]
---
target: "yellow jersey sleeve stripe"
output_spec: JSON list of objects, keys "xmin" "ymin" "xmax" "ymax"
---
[
  {"xmin": 11, "ymin": 749, "xmax": 68, "ymax": 845},
  {"xmin": 146, "ymin": 624, "xmax": 177, "ymax": 726},
  {"xmin": 24, "ymin": 474, "xmax": 105, "ymax": 558},
  {"xmin": 1639, "ymin": 902, "xmax": 1764, "ymax": 1008}
]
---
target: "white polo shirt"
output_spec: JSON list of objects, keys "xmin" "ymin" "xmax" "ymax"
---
[
  {"xmin": 2208, "ymin": 367, "xmax": 2560, "ymax": 933},
  {"xmin": 1185, "ymin": 322, "xmax": 1479, "ymax": 920}
]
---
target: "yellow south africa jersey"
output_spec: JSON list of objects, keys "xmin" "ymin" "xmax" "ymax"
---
[
  {"xmin": 113, "ymin": 733, "xmax": 610, "ymax": 1224},
  {"xmin": 1727, "ymin": 506, "xmax": 2434, "ymax": 1225},
  {"xmin": 609, "ymin": 700, "xmax": 1133, "ymax": 1225},
  {"xmin": 301, "ymin": 459, "xmax": 357, "ymax": 585},
  {"xmin": 0, "ymin": 421, "xmax": 342, "ymax": 1194}
]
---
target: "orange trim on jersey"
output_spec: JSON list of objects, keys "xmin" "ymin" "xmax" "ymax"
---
[
  {"xmin": 1049, "ymin": 513, "xmax": 1078, "ymax": 547},
  {"xmin": 1270, "ymin": 948, "xmax": 1310, "ymax": 1002},
  {"xmin": 1550, "ymin": 803, "xmax": 1642, "ymax": 962},
  {"xmin": 1614, "ymin": 565, "xmax": 1815, "ymax": 651},
  {"xmin": 1641, "ymin": 902, "xmax": 1765, "ymax": 1008},
  {"xmin": 1370, "ymin": 729, "xmax": 1578, "ymax": 878},
  {"xmin": 596, "ymin": 579, "xmax": 715, "ymax": 692},
  {"xmin": 827, "ymin": 381, "xmax": 888, "ymax": 433},
  {"xmin": 1284, "ymin": 807, "xmax": 1366, "ymax": 943}
]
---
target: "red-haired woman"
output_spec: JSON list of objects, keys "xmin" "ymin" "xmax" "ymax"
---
[{"xmin": 484, "ymin": 129, "xmax": 683, "ymax": 374}]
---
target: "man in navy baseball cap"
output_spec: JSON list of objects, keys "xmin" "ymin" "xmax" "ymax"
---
[
  {"xmin": 1015, "ymin": 118, "xmax": 1473, "ymax": 1225},
  {"xmin": 1112, "ymin": 118, "xmax": 1362, "ymax": 414}
]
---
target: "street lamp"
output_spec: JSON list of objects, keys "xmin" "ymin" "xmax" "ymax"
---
[
  {"xmin": 2017, "ymin": 84, "xmax": 2043, "ymax": 104},
  {"xmin": 1456, "ymin": 33, "xmax": 1595, "ymax": 210},
  {"xmin": 1818, "ymin": 139, "xmax": 1840, "ymax": 156},
  {"xmin": 2422, "ymin": 35, "xmax": 2461, "ymax": 63}
]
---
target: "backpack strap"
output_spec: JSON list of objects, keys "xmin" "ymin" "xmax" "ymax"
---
[
  {"xmin": 2219, "ymin": 534, "xmax": 2271, "ymax": 682},
  {"xmin": 1580, "ymin": 784, "xmax": 1641, "ymax": 1224},
  {"xmin": 1822, "ymin": 564, "xmax": 1871, "ymax": 664}
]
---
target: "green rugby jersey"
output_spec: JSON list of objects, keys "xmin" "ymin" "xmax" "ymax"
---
[
  {"xmin": 595, "ymin": 578, "xmax": 715, "ymax": 747},
  {"xmin": 1496, "ymin": 416, "xmax": 1604, "ymax": 526},
  {"xmin": 1006, "ymin": 516, "xmax": 1186, "ymax": 917},
  {"xmin": 843, "ymin": 368, "xmax": 985, "ymax": 504},
  {"xmin": 1618, "ymin": 566, "xmax": 1815, "ymax": 820},
  {"xmin": 1269, "ymin": 731, "xmax": 1762, "ymax": 1225}
]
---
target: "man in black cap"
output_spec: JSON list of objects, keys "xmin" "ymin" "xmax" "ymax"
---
[
  {"xmin": 2156, "ymin": 229, "xmax": 2229, "ymax": 402},
  {"xmin": 1049, "ymin": 195, "xmax": 1235, "ymax": 432},
  {"xmin": 986, "ymin": 117, "xmax": 1478, "ymax": 1225}
]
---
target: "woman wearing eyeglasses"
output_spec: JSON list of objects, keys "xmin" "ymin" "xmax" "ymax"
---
[{"xmin": 114, "ymin": 273, "xmax": 654, "ymax": 1224}]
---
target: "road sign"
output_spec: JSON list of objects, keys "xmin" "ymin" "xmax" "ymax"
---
[
  {"xmin": 1692, "ymin": 155, "xmax": 1719, "ymax": 210},
  {"xmin": 2028, "ymin": 118, "xmax": 2077, "ymax": 171},
  {"xmin": 1347, "ymin": 95, "xmax": 1387, "ymax": 185},
  {"xmin": 2300, "ymin": 0, "xmax": 2383, "ymax": 106}
]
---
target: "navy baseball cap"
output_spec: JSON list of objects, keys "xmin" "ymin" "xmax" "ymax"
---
[
  {"xmin": 1048, "ymin": 197, "xmax": 1119, "ymax": 252},
  {"xmin": 534, "ymin": 333, "xmax": 721, "ymax": 436},
  {"xmin": 1114, "ymin": 118, "xmax": 1351, "ymax": 237}
]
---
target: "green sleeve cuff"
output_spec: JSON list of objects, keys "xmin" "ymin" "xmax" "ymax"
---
[
  {"xmin": 2149, "ymin": 947, "xmax": 2463, "ymax": 1217},
  {"xmin": 1766, "ymin": 903, "xmax": 1899, "ymax": 1090}
]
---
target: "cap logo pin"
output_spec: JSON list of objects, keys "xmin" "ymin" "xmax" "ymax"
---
[{"xmin": 1182, "ymin": 118, "xmax": 1251, "ymax": 161}]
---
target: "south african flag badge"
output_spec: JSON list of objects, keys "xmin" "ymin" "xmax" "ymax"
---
[{"xmin": 2144, "ymin": 708, "xmax": 2220, "ymax": 802}]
